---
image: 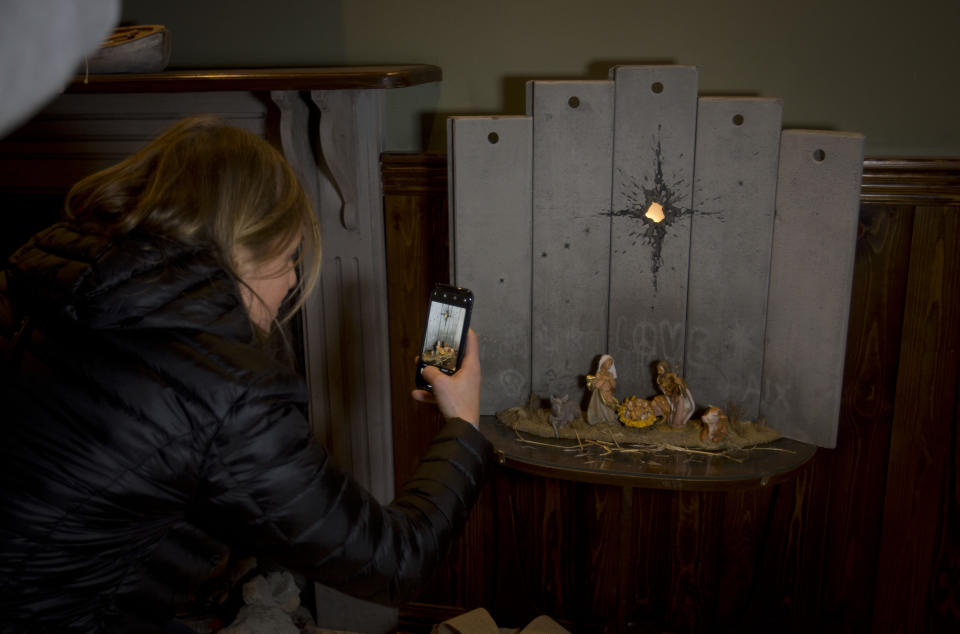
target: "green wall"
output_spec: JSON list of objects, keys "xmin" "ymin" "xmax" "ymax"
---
[{"xmin": 121, "ymin": 0, "xmax": 960, "ymax": 157}]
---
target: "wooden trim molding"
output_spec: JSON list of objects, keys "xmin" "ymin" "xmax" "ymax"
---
[
  {"xmin": 861, "ymin": 158, "xmax": 960, "ymax": 204},
  {"xmin": 381, "ymin": 153, "xmax": 448, "ymax": 194}
]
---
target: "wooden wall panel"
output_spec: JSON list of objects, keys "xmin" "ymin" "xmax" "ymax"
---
[
  {"xmin": 0, "ymin": 92, "xmax": 270, "ymax": 258},
  {"xmin": 747, "ymin": 202, "xmax": 915, "ymax": 632},
  {"xmin": 580, "ymin": 486, "xmax": 629, "ymax": 628},
  {"xmin": 383, "ymin": 154, "xmax": 450, "ymax": 488},
  {"xmin": 814, "ymin": 203, "xmax": 914, "ymax": 630},
  {"xmin": 929, "ymin": 391, "xmax": 960, "ymax": 632},
  {"xmin": 874, "ymin": 206, "xmax": 960, "ymax": 633},
  {"xmin": 625, "ymin": 489, "xmax": 675, "ymax": 629},
  {"xmin": 383, "ymin": 154, "xmax": 500, "ymax": 614},
  {"xmin": 664, "ymin": 491, "xmax": 726, "ymax": 632},
  {"xmin": 715, "ymin": 487, "xmax": 775, "ymax": 625}
]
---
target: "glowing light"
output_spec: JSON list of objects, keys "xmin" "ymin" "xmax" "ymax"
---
[{"xmin": 645, "ymin": 202, "xmax": 665, "ymax": 223}]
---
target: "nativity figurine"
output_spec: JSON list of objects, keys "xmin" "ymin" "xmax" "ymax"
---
[
  {"xmin": 654, "ymin": 360, "xmax": 696, "ymax": 429},
  {"xmin": 495, "ymin": 356, "xmax": 781, "ymax": 452},
  {"xmin": 617, "ymin": 396, "xmax": 663, "ymax": 428},
  {"xmin": 700, "ymin": 406, "xmax": 730, "ymax": 443},
  {"xmin": 548, "ymin": 394, "xmax": 581, "ymax": 438},
  {"xmin": 585, "ymin": 354, "xmax": 619, "ymax": 425}
]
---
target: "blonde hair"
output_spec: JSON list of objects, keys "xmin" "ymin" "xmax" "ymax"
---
[{"xmin": 64, "ymin": 116, "xmax": 322, "ymax": 329}]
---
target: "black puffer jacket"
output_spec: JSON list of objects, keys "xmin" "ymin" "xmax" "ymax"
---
[{"xmin": 0, "ymin": 223, "xmax": 492, "ymax": 632}]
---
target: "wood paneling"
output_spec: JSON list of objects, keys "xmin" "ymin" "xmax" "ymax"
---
[
  {"xmin": 383, "ymin": 153, "xmax": 450, "ymax": 488},
  {"xmin": 814, "ymin": 203, "xmax": 913, "ymax": 629},
  {"xmin": 385, "ymin": 156, "xmax": 960, "ymax": 633},
  {"xmin": 382, "ymin": 153, "xmax": 501, "ymax": 614},
  {"xmin": 861, "ymin": 159, "xmax": 960, "ymax": 204},
  {"xmin": 874, "ymin": 206, "xmax": 960, "ymax": 632}
]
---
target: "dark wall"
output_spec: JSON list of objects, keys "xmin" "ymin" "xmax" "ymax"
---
[{"xmin": 118, "ymin": 0, "xmax": 960, "ymax": 156}]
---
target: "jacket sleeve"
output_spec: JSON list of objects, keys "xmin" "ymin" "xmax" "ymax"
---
[{"xmin": 198, "ymin": 371, "xmax": 493, "ymax": 606}]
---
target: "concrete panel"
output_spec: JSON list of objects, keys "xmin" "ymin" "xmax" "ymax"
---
[
  {"xmin": 449, "ymin": 116, "xmax": 533, "ymax": 414},
  {"xmin": 608, "ymin": 66, "xmax": 699, "ymax": 398},
  {"xmin": 760, "ymin": 130, "xmax": 865, "ymax": 447},
  {"xmin": 685, "ymin": 97, "xmax": 782, "ymax": 419},
  {"xmin": 527, "ymin": 80, "xmax": 614, "ymax": 402}
]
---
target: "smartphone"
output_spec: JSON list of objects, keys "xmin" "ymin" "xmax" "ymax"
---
[{"xmin": 415, "ymin": 284, "xmax": 474, "ymax": 391}]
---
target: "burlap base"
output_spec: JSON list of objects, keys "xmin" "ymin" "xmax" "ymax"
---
[{"xmin": 496, "ymin": 405, "xmax": 781, "ymax": 450}]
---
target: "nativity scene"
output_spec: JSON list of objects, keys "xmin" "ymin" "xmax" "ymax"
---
[{"xmin": 498, "ymin": 354, "xmax": 781, "ymax": 452}]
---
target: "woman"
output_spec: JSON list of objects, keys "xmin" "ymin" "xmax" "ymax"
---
[{"xmin": 0, "ymin": 117, "xmax": 489, "ymax": 632}]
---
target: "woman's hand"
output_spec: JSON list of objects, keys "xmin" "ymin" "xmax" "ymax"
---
[{"xmin": 411, "ymin": 328, "xmax": 481, "ymax": 428}]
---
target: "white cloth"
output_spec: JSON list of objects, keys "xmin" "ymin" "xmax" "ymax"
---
[{"xmin": 0, "ymin": 0, "xmax": 119, "ymax": 137}]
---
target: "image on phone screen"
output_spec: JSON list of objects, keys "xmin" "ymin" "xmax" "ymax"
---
[{"xmin": 420, "ymin": 301, "xmax": 468, "ymax": 372}]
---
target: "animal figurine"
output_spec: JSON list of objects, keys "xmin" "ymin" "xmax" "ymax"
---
[
  {"xmin": 700, "ymin": 406, "xmax": 730, "ymax": 443},
  {"xmin": 548, "ymin": 394, "xmax": 581, "ymax": 438},
  {"xmin": 655, "ymin": 361, "xmax": 696, "ymax": 428}
]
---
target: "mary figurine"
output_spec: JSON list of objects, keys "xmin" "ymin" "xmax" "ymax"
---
[{"xmin": 585, "ymin": 354, "xmax": 619, "ymax": 425}]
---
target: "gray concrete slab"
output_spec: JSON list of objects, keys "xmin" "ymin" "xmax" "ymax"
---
[
  {"xmin": 527, "ymin": 80, "xmax": 614, "ymax": 402},
  {"xmin": 449, "ymin": 116, "xmax": 534, "ymax": 414},
  {"xmin": 608, "ymin": 65, "xmax": 699, "ymax": 397},
  {"xmin": 685, "ymin": 97, "xmax": 782, "ymax": 420},
  {"xmin": 760, "ymin": 130, "xmax": 865, "ymax": 447}
]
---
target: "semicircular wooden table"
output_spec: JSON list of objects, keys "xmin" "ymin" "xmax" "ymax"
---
[
  {"xmin": 480, "ymin": 415, "xmax": 816, "ymax": 491},
  {"xmin": 478, "ymin": 415, "xmax": 817, "ymax": 632}
]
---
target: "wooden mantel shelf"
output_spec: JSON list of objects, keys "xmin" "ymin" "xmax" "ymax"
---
[{"xmin": 67, "ymin": 64, "xmax": 442, "ymax": 93}]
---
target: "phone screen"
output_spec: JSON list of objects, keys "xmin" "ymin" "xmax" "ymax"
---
[{"xmin": 416, "ymin": 285, "xmax": 473, "ymax": 390}]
